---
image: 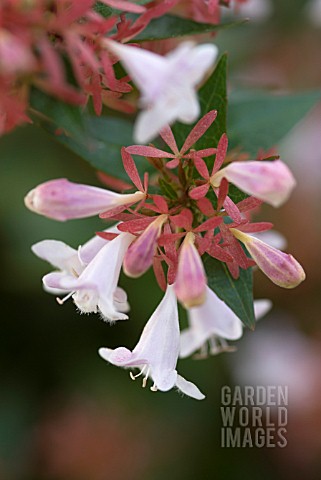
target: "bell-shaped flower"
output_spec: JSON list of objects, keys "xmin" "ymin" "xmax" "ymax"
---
[
  {"xmin": 174, "ymin": 232, "xmax": 207, "ymax": 308},
  {"xmin": 180, "ymin": 286, "xmax": 272, "ymax": 358},
  {"xmin": 32, "ymin": 228, "xmax": 130, "ymax": 314},
  {"xmin": 104, "ymin": 40, "xmax": 218, "ymax": 143},
  {"xmin": 32, "ymin": 239, "xmax": 83, "ymax": 295},
  {"xmin": 43, "ymin": 232, "xmax": 134, "ymax": 321},
  {"xmin": 210, "ymin": 160, "xmax": 296, "ymax": 207},
  {"xmin": 123, "ymin": 214, "xmax": 168, "ymax": 278},
  {"xmin": 99, "ymin": 285, "xmax": 205, "ymax": 399},
  {"xmin": 231, "ymin": 229, "xmax": 306, "ymax": 288},
  {"xmin": 24, "ymin": 178, "xmax": 145, "ymax": 221}
]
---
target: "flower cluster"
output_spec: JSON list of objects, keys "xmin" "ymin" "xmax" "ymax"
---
[
  {"xmin": 25, "ymin": 110, "xmax": 305, "ymax": 399},
  {"xmin": 0, "ymin": 0, "xmax": 252, "ymax": 138}
]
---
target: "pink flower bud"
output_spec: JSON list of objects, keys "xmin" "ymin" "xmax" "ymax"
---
[
  {"xmin": 174, "ymin": 232, "xmax": 207, "ymax": 308},
  {"xmin": 24, "ymin": 179, "xmax": 145, "ymax": 221},
  {"xmin": 211, "ymin": 160, "xmax": 296, "ymax": 207},
  {"xmin": 123, "ymin": 215, "xmax": 167, "ymax": 278},
  {"xmin": 231, "ymin": 229, "xmax": 306, "ymax": 288}
]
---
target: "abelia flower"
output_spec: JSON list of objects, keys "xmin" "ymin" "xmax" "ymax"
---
[
  {"xmin": 174, "ymin": 232, "xmax": 207, "ymax": 308},
  {"xmin": 180, "ymin": 286, "xmax": 272, "ymax": 358},
  {"xmin": 99, "ymin": 284, "xmax": 205, "ymax": 399},
  {"xmin": 231, "ymin": 229, "xmax": 306, "ymax": 288},
  {"xmin": 42, "ymin": 232, "xmax": 134, "ymax": 321},
  {"xmin": 32, "ymin": 228, "xmax": 130, "ymax": 315},
  {"xmin": 191, "ymin": 134, "xmax": 296, "ymax": 208},
  {"xmin": 123, "ymin": 214, "xmax": 168, "ymax": 278},
  {"xmin": 24, "ymin": 178, "xmax": 146, "ymax": 221},
  {"xmin": 104, "ymin": 40, "xmax": 218, "ymax": 142},
  {"xmin": 211, "ymin": 159, "xmax": 296, "ymax": 208}
]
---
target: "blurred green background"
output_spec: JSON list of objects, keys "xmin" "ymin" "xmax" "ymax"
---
[{"xmin": 1, "ymin": 0, "xmax": 321, "ymax": 478}]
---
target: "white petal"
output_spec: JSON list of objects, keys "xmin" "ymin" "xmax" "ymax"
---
[
  {"xmin": 43, "ymin": 271, "xmax": 76, "ymax": 291},
  {"xmin": 98, "ymin": 346, "xmax": 134, "ymax": 366},
  {"xmin": 189, "ymin": 287, "xmax": 244, "ymax": 340},
  {"xmin": 32, "ymin": 240, "xmax": 80, "ymax": 273},
  {"xmin": 78, "ymin": 225, "xmax": 120, "ymax": 265},
  {"xmin": 105, "ymin": 40, "xmax": 168, "ymax": 101},
  {"xmin": 254, "ymin": 299, "xmax": 272, "ymax": 320},
  {"xmin": 180, "ymin": 328, "xmax": 209, "ymax": 359},
  {"xmin": 250, "ymin": 230, "xmax": 287, "ymax": 250},
  {"xmin": 167, "ymin": 42, "xmax": 218, "ymax": 86},
  {"xmin": 176, "ymin": 374, "xmax": 205, "ymax": 400},
  {"xmin": 133, "ymin": 285, "xmax": 180, "ymax": 389}
]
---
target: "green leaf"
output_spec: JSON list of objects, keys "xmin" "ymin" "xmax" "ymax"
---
[
  {"xmin": 228, "ymin": 90, "xmax": 320, "ymax": 156},
  {"xmin": 172, "ymin": 54, "xmax": 228, "ymax": 152},
  {"xmin": 132, "ymin": 15, "xmax": 243, "ymax": 42},
  {"xmin": 30, "ymin": 89, "xmax": 152, "ymax": 181},
  {"xmin": 93, "ymin": 0, "xmax": 150, "ymax": 17},
  {"xmin": 204, "ymin": 255, "xmax": 255, "ymax": 330}
]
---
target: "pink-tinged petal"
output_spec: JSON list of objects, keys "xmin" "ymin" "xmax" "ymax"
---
[
  {"xmin": 194, "ymin": 216, "xmax": 222, "ymax": 232},
  {"xmin": 212, "ymin": 133, "xmax": 228, "ymax": 175},
  {"xmin": 153, "ymin": 257, "xmax": 167, "ymax": 291},
  {"xmin": 196, "ymin": 198, "xmax": 216, "ymax": 216},
  {"xmin": 213, "ymin": 160, "xmax": 296, "ymax": 207},
  {"xmin": 186, "ymin": 148, "xmax": 217, "ymax": 159},
  {"xmin": 123, "ymin": 215, "xmax": 167, "ymax": 277},
  {"xmin": 126, "ymin": 145, "xmax": 174, "ymax": 159},
  {"xmin": 121, "ymin": 148, "xmax": 143, "ymax": 191},
  {"xmin": 189, "ymin": 183, "xmax": 210, "ymax": 200},
  {"xmin": 251, "ymin": 230, "xmax": 287, "ymax": 250},
  {"xmin": 216, "ymin": 177, "xmax": 229, "ymax": 211},
  {"xmin": 180, "ymin": 110, "xmax": 217, "ymax": 154},
  {"xmin": 166, "ymin": 158, "xmax": 180, "ymax": 169},
  {"xmin": 158, "ymin": 232, "xmax": 185, "ymax": 247},
  {"xmin": 159, "ymin": 125, "xmax": 179, "ymax": 155},
  {"xmin": 152, "ymin": 195, "xmax": 169, "ymax": 213},
  {"xmin": 231, "ymin": 229, "xmax": 306, "ymax": 288},
  {"xmin": 117, "ymin": 217, "xmax": 154, "ymax": 233},
  {"xmin": 43, "ymin": 272, "xmax": 76, "ymax": 292},
  {"xmin": 32, "ymin": 240, "xmax": 79, "ymax": 272},
  {"xmin": 100, "ymin": 0, "xmax": 146, "ymax": 13},
  {"xmin": 170, "ymin": 209, "xmax": 193, "ymax": 230},
  {"xmin": 174, "ymin": 233, "xmax": 207, "ymax": 308},
  {"xmin": 175, "ymin": 375, "xmax": 205, "ymax": 400},
  {"xmin": 193, "ymin": 155, "xmax": 210, "ymax": 179},
  {"xmin": 98, "ymin": 347, "xmax": 141, "ymax": 366},
  {"xmin": 236, "ymin": 196, "xmax": 263, "ymax": 213},
  {"xmin": 238, "ymin": 222, "xmax": 273, "ymax": 233},
  {"xmin": 222, "ymin": 196, "xmax": 242, "ymax": 223},
  {"xmin": 206, "ymin": 243, "xmax": 233, "ymax": 263},
  {"xmin": 24, "ymin": 179, "xmax": 145, "ymax": 221}
]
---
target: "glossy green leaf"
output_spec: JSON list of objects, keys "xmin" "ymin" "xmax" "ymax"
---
[
  {"xmin": 228, "ymin": 90, "xmax": 320, "ymax": 156},
  {"xmin": 132, "ymin": 15, "xmax": 243, "ymax": 42},
  {"xmin": 30, "ymin": 89, "xmax": 152, "ymax": 181},
  {"xmin": 204, "ymin": 255, "xmax": 255, "ymax": 330}
]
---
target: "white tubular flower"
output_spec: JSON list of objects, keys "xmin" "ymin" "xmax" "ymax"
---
[
  {"xmin": 180, "ymin": 286, "xmax": 272, "ymax": 358},
  {"xmin": 99, "ymin": 285, "xmax": 205, "ymax": 400},
  {"xmin": 104, "ymin": 40, "xmax": 218, "ymax": 143},
  {"xmin": 39, "ymin": 232, "xmax": 134, "ymax": 322}
]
